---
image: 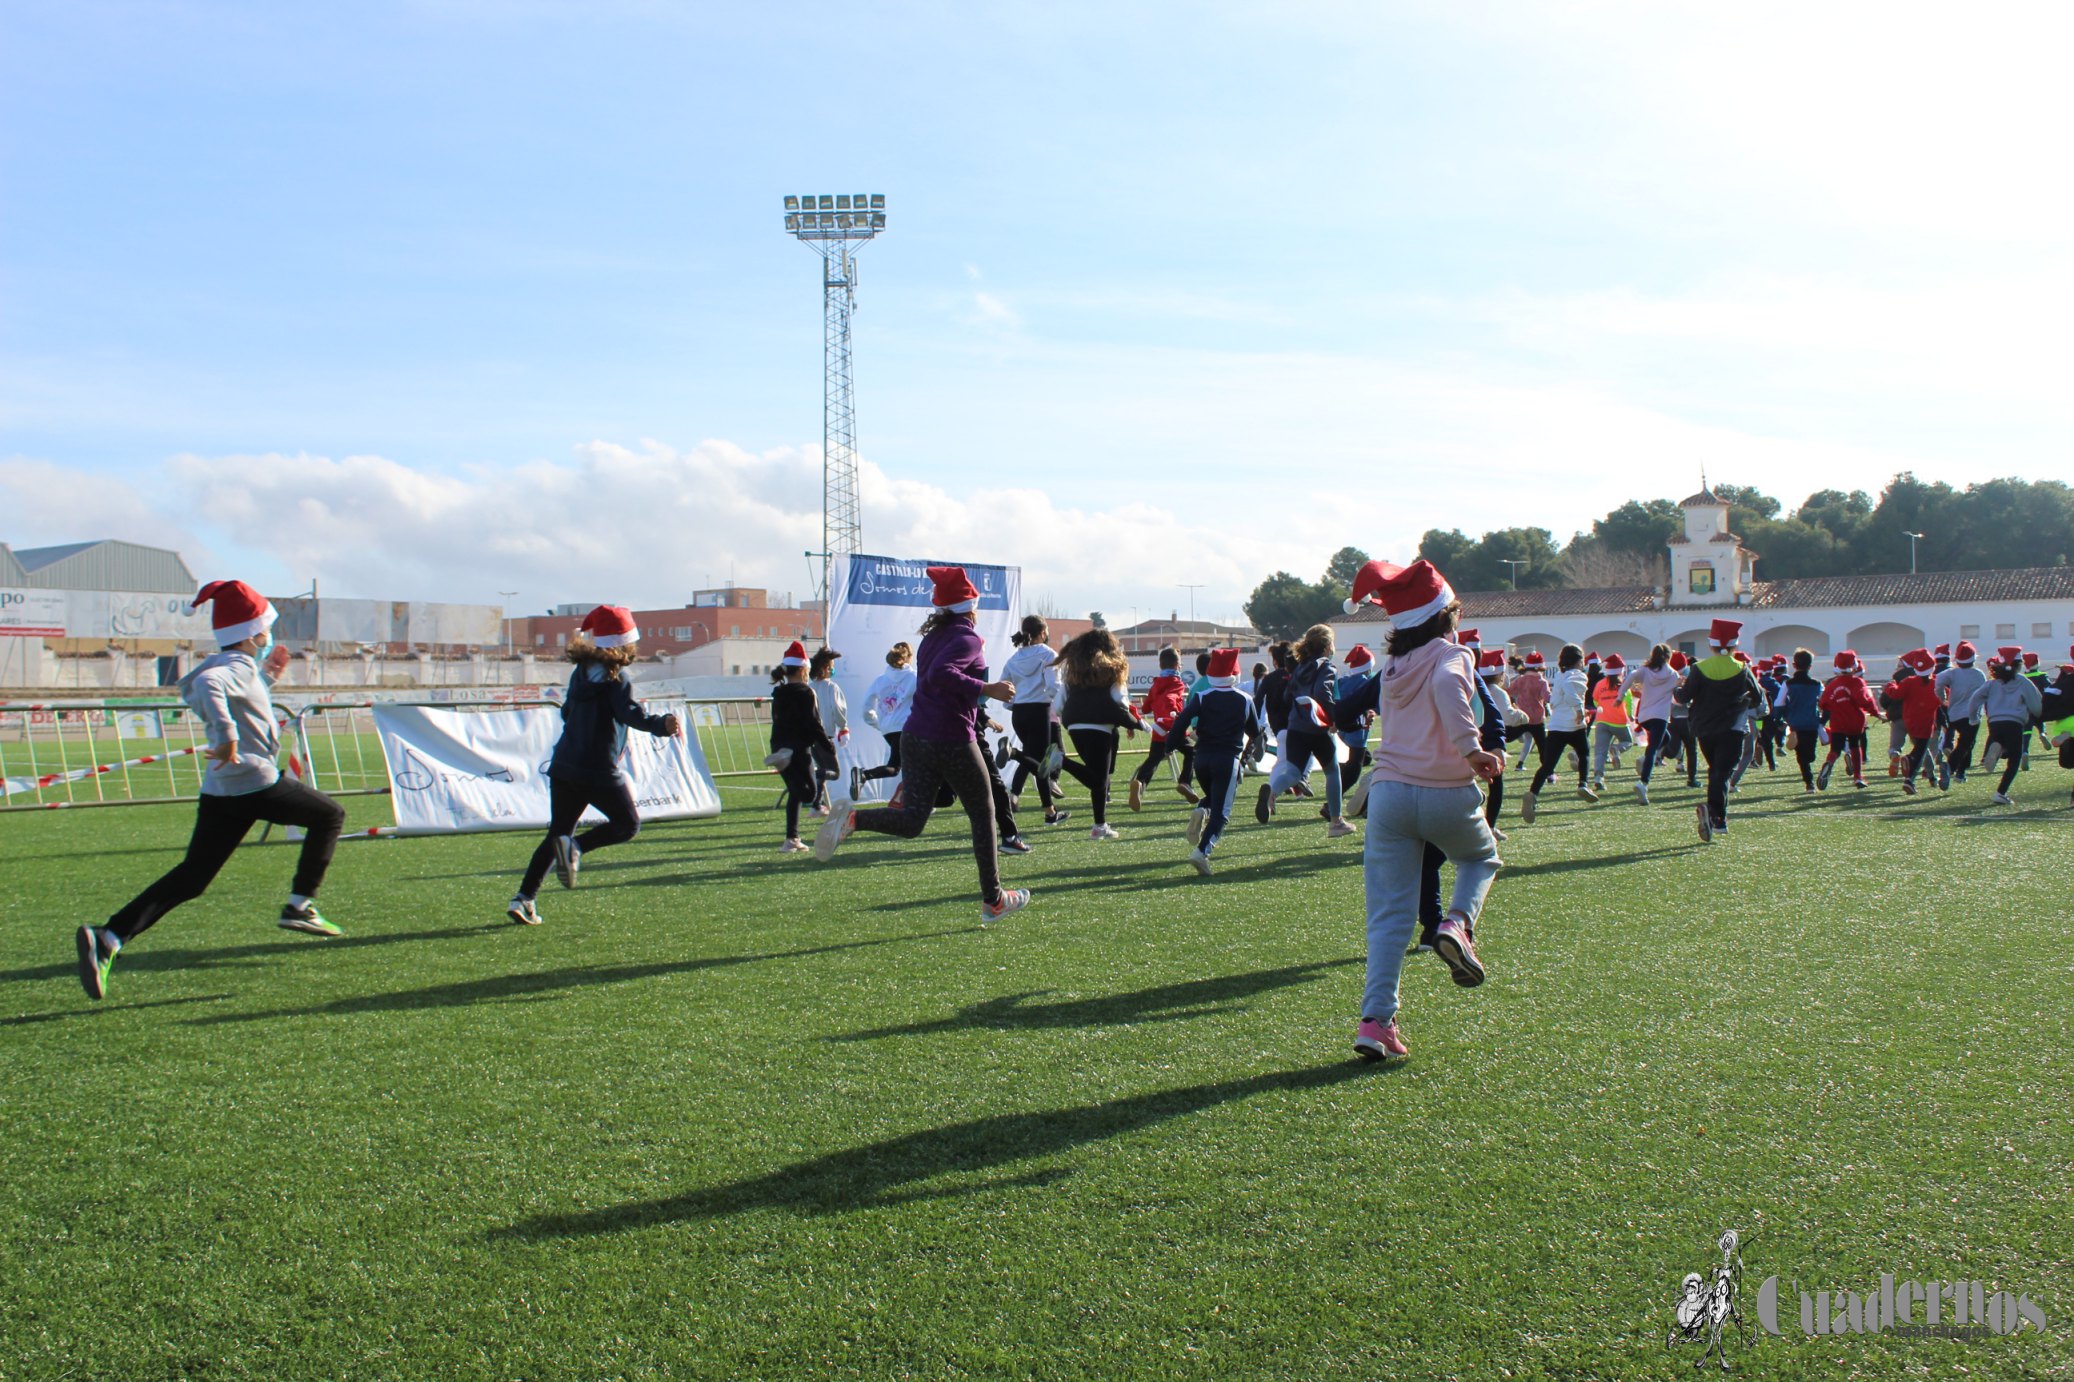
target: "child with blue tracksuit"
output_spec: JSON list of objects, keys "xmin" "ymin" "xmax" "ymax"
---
[
  {"xmin": 508, "ymin": 605, "xmax": 682, "ymax": 922},
  {"xmin": 1166, "ymin": 648, "xmax": 1261, "ymax": 876}
]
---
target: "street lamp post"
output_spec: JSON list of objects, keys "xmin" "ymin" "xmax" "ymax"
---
[
  {"xmin": 1178, "ymin": 584, "xmax": 1204, "ymax": 647},
  {"xmin": 1902, "ymin": 531, "xmax": 1924, "ymax": 575},
  {"xmin": 1499, "ymin": 559, "xmax": 1526, "ymax": 590},
  {"xmin": 497, "ymin": 591, "xmax": 518, "ymax": 654}
]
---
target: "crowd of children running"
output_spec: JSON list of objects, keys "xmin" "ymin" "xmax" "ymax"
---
[{"xmin": 76, "ymin": 564, "xmax": 2074, "ymax": 1066}]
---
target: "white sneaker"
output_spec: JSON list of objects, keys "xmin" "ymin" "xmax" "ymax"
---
[
  {"xmin": 506, "ymin": 895, "xmax": 542, "ymax": 926},
  {"xmin": 1326, "ymin": 819, "xmax": 1357, "ymax": 839},
  {"xmin": 1489, "ymin": 825, "xmax": 1508, "ymax": 842},
  {"xmin": 1633, "ymin": 781, "xmax": 1649, "ymax": 805},
  {"xmin": 1982, "ymin": 743, "xmax": 2004, "ymax": 773},
  {"xmin": 1187, "ymin": 848, "xmax": 1212, "ymax": 876},
  {"xmin": 1521, "ymin": 790, "xmax": 1538, "ymax": 824},
  {"xmin": 814, "ymin": 808, "xmax": 856, "ymax": 862},
  {"xmin": 1187, "ymin": 806, "xmax": 1207, "ymax": 847},
  {"xmin": 552, "ymin": 835, "xmax": 581, "ymax": 889},
  {"xmin": 763, "ymin": 747, "xmax": 794, "ymax": 769},
  {"xmin": 1990, "ymin": 791, "xmax": 2013, "ymax": 806},
  {"xmin": 982, "ymin": 888, "xmax": 1032, "ymax": 923},
  {"xmin": 1343, "ymin": 769, "xmax": 1374, "ymax": 818},
  {"xmin": 1089, "ymin": 823, "xmax": 1120, "ymax": 841}
]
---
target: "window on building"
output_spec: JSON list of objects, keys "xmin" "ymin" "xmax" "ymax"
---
[
  {"xmin": 556, "ymin": 633, "xmax": 567, "ymax": 645},
  {"xmin": 2034, "ymin": 622, "xmax": 2053, "ymax": 638},
  {"xmin": 534, "ymin": 634, "xmax": 544, "ymax": 646},
  {"xmin": 1959, "ymin": 624, "xmax": 1980, "ymax": 639},
  {"xmin": 1995, "ymin": 623, "xmax": 2015, "ymax": 639},
  {"xmin": 730, "ymin": 665, "xmax": 740, "ymax": 675},
  {"xmin": 731, "ymin": 625, "xmax": 740, "ymax": 637}
]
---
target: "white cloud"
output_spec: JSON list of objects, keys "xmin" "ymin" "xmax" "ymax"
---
[{"xmin": 0, "ymin": 457, "xmax": 208, "ymax": 563}]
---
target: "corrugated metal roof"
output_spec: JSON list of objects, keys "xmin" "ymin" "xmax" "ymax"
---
[
  {"xmin": 0, "ymin": 544, "xmax": 26, "ymax": 584},
  {"xmin": 10, "ymin": 540, "xmax": 196, "ymax": 593}
]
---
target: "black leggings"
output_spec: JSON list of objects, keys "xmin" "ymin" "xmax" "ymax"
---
[
  {"xmin": 778, "ymin": 748, "xmax": 818, "ymax": 839},
  {"xmin": 1133, "ymin": 734, "xmax": 1195, "ymax": 788},
  {"xmin": 1821, "ymin": 730, "xmax": 1867, "ymax": 780},
  {"xmin": 1791, "ymin": 727, "xmax": 1819, "ymax": 784},
  {"xmin": 1986, "ymin": 720, "xmax": 2025, "ymax": 794},
  {"xmin": 859, "ymin": 730, "xmax": 903, "ymax": 782},
  {"xmin": 1529, "ymin": 729, "xmax": 1590, "ymax": 793},
  {"xmin": 1949, "ymin": 719, "xmax": 1981, "ymax": 774},
  {"xmin": 1059, "ymin": 728, "xmax": 1120, "ymax": 825},
  {"xmin": 1635, "ymin": 717, "xmax": 1671, "ymax": 782},
  {"xmin": 851, "ymin": 734, "xmax": 1002, "ymax": 905},
  {"xmin": 109, "ymin": 778, "xmax": 347, "ymax": 943},
  {"xmin": 1698, "ymin": 731, "xmax": 1744, "ymax": 825},
  {"xmin": 1006, "ymin": 703, "xmax": 1059, "ymax": 810},
  {"xmin": 521, "ymin": 775, "xmax": 641, "ymax": 896}
]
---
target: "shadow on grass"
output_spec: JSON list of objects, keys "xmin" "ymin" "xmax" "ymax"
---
[
  {"xmin": 185, "ymin": 928, "xmax": 978, "ymax": 1025},
  {"xmin": 828, "ymin": 957, "xmax": 1362, "ymax": 1042},
  {"xmin": 1498, "ymin": 843, "xmax": 1701, "ymax": 878},
  {"xmin": 0, "ymin": 992, "xmax": 233, "ymax": 1026},
  {"xmin": 494, "ymin": 1059, "xmax": 1387, "ymax": 1236},
  {"xmin": 0, "ymin": 924, "xmax": 507, "ymax": 987}
]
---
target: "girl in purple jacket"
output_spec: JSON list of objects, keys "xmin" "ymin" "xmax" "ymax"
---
[{"xmin": 815, "ymin": 566, "xmax": 1033, "ymax": 923}]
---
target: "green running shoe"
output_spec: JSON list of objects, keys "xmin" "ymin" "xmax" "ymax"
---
[
  {"xmin": 278, "ymin": 903, "xmax": 342, "ymax": 936},
  {"xmin": 75, "ymin": 926, "xmax": 117, "ymax": 1001}
]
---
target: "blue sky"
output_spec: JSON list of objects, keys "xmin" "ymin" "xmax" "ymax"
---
[{"xmin": 4, "ymin": 1, "xmax": 2070, "ymax": 622}]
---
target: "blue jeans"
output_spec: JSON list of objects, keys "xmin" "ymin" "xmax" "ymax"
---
[
  {"xmin": 1361, "ymin": 780, "xmax": 1501, "ymax": 1024},
  {"xmin": 1195, "ymin": 751, "xmax": 1241, "ymax": 854}
]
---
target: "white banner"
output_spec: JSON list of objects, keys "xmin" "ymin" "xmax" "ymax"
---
[
  {"xmin": 372, "ymin": 701, "xmax": 721, "ymax": 835},
  {"xmin": 0, "ymin": 589, "xmax": 68, "ymax": 638},
  {"xmin": 826, "ymin": 553, "xmax": 1021, "ymax": 801}
]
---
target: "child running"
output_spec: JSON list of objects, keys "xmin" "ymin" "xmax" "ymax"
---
[
  {"xmin": 1258, "ymin": 624, "xmax": 1354, "ymax": 838},
  {"xmin": 1629, "ymin": 644, "xmax": 1682, "ymax": 804},
  {"xmin": 1521, "ymin": 645, "xmax": 1593, "ymax": 822},
  {"xmin": 1167, "ymin": 647, "xmax": 1262, "ymax": 875},
  {"xmin": 769, "ymin": 641, "xmax": 838, "ymax": 853},
  {"xmin": 1507, "ymin": 651, "xmax": 1549, "ymax": 771},
  {"xmin": 1588, "ymin": 653, "xmax": 1631, "ymax": 793},
  {"xmin": 852, "ymin": 642, "xmax": 916, "ymax": 798},
  {"xmin": 80, "ymin": 580, "xmax": 349, "ymax": 999},
  {"xmin": 806, "ymin": 647, "xmax": 847, "ymax": 812},
  {"xmin": 1129, "ymin": 646, "xmax": 1200, "ymax": 811},
  {"xmin": 1953, "ymin": 648, "xmax": 2042, "ymax": 806},
  {"xmin": 1338, "ymin": 559, "xmax": 1503, "ymax": 1061},
  {"xmin": 1775, "ymin": 649, "xmax": 1825, "ymax": 792},
  {"xmin": 508, "ymin": 606, "xmax": 683, "ymax": 921},
  {"xmin": 814, "ymin": 566, "xmax": 1031, "ymax": 923},
  {"xmin": 1674, "ymin": 619, "xmax": 1763, "ymax": 842},
  {"xmin": 1053, "ymin": 627, "xmax": 1143, "ymax": 840},
  {"xmin": 1888, "ymin": 650, "xmax": 1949, "ymax": 797},
  {"xmin": 1002, "ymin": 616, "xmax": 1069, "ymax": 822},
  {"xmin": 1814, "ymin": 650, "xmax": 1878, "ymax": 790}
]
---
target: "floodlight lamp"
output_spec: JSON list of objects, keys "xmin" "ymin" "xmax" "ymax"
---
[
  {"xmin": 853, "ymin": 193, "xmax": 867, "ymax": 209},
  {"xmin": 837, "ymin": 213, "xmax": 853, "ymax": 229},
  {"xmin": 785, "ymin": 214, "xmax": 799, "ymax": 230},
  {"xmin": 871, "ymin": 212, "xmax": 885, "ymax": 228},
  {"xmin": 870, "ymin": 194, "xmax": 884, "ymax": 208},
  {"xmin": 836, "ymin": 195, "xmax": 851, "ymax": 210},
  {"xmin": 818, "ymin": 194, "xmax": 833, "ymax": 210},
  {"xmin": 785, "ymin": 195, "xmax": 799, "ymax": 211}
]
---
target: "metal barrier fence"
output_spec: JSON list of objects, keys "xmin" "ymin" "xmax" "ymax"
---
[{"xmin": 1, "ymin": 695, "xmax": 787, "ymax": 812}]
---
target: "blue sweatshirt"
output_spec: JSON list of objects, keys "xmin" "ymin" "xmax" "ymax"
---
[
  {"xmin": 1168, "ymin": 685, "xmax": 1261, "ymax": 759},
  {"xmin": 549, "ymin": 664, "xmax": 674, "ymax": 785}
]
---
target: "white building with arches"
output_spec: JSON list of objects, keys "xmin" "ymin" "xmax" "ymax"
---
[{"xmin": 1335, "ymin": 489, "xmax": 2074, "ymax": 676}]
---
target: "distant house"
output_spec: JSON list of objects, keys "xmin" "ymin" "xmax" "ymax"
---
[{"xmin": 1333, "ymin": 489, "xmax": 2074, "ymax": 674}]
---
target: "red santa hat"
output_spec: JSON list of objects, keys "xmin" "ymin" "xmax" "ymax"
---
[
  {"xmin": 1457, "ymin": 628, "xmax": 1481, "ymax": 649},
  {"xmin": 1996, "ymin": 644, "xmax": 2023, "ymax": 665},
  {"xmin": 1670, "ymin": 651, "xmax": 1689, "ymax": 671},
  {"xmin": 1709, "ymin": 618, "xmax": 1742, "ymax": 648},
  {"xmin": 1900, "ymin": 648, "xmax": 1936, "ymax": 674},
  {"xmin": 1343, "ymin": 558, "xmax": 1455, "ymax": 628},
  {"xmin": 927, "ymin": 565, "xmax": 979, "ymax": 612},
  {"xmin": 1954, "ymin": 639, "xmax": 1977, "ymax": 666},
  {"xmin": 579, "ymin": 605, "xmax": 639, "ymax": 649},
  {"xmin": 192, "ymin": 580, "xmax": 276, "ymax": 649},
  {"xmin": 1933, "ymin": 642, "xmax": 1951, "ymax": 658},
  {"xmin": 1523, "ymin": 649, "xmax": 1546, "ymax": 668},
  {"xmin": 779, "ymin": 640, "xmax": 809, "ymax": 668},
  {"xmin": 1832, "ymin": 649, "xmax": 1860, "ymax": 673},
  {"xmin": 1343, "ymin": 644, "xmax": 1373, "ymax": 670},
  {"xmin": 1585, "ymin": 649, "xmax": 1601, "ymax": 664},
  {"xmin": 1732, "ymin": 650, "xmax": 1751, "ymax": 664},
  {"xmin": 1602, "ymin": 653, "xmax": 1626, "ymax": 671},
  {"xmin": 1207, "ymin": 647, "xmax": 1242, "ymax": 686},
  {"xmin": 1477, "ymin": 650, "xmax": 1506, "ymax": 677},
  {"xmin": 2022, "ymin": 651, "xmax": 2040, "ymax": 670}
]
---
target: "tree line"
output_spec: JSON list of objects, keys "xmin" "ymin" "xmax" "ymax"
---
[{"xmin": 1241, "ymin": 472, "xmax": 2074, "ymax": 640}]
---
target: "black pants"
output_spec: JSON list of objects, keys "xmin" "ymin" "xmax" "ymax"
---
[
  {"xmin": 1133, "ymin": 733, "xmax": 1194, "ymax": 788},
  {"xmin": 1484, "ymin": 769, "xmax": 1505, "ymax": 826},
  {"xmin": 1698, "ymin": 731, "xmax": 1744, "ymax": 825},
  {"xmin": 1791, "ymin": 727, "xmax": 1819, "ymax": 785},
  {"xmin": 1949, "ymin": 720, "xmax": 1980, "ymax": 775},
  {"xmin": 1006, "ymin": 704, "xmax": 1059, "ymax": 811},
  {"xmin": 859, "ymin": 730, "xmax": 903, "ymax": 783},
  {"xmin": 934, "ymin": 738, "xmax": 1020, "ymax": 841},
  {"xmin": 521, "ymin": 775, "xmax": 641, "ymax": 896},
  {"xmin": 1507, "ymin": 723, "xmax": 1544, "ymax": 761},
  {"xmin": 1664, "ymin": 717, "xmax": 1697, "ymax": 784},
  {"xmin": 777, "ymin": 745, "xmax": 819, "ymax": 839},
  {"xmin": 1986, "ymin": 720, "xmax": 2025, "ymax": 794},
  {"xmin": 1528, "ymin": 729, "xmax": 1590, "ymax": 794},
  {"xmin": 810, "ymin": 741, "xmax": 839, "ymax": 809},
  {"xmin": 1060, "ymin": 728, "xmax": 1120, "ymax": 825},
  {"xmin": 1821, "ymin": 730, "xmax": 1867, "ymax": 780},
  {"xmin": 1635, "ymin": 717, "xmax": 1672, "ymax": 783},
  {"xmin": 109, "ymin": 778, "xmax": 347, "ymax": 943},
  {"xmin": 1904, "ymin": 733, "xmax": 1938, "ymax": 785},
  {"xmin": 852, "ymin": 734, "xmax": 1002, "ymax": 904}
]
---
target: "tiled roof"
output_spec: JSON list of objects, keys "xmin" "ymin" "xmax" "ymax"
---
[
  {"xmin": 1331, "ymin": 566, "xmax": 2074, "ymax": 623},
  {"xmin": 1680, "ymin": 489, "xmax": 1724, "ymax": 507},
  {"xmin": 1746, "ymin": 567, "xmax": 2074, "ymax": 609}
]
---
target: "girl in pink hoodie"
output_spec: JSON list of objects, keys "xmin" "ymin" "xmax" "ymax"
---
[{"xmin": 1337, "ymin": 560, "xmax": 1505, "ymax": 1061}]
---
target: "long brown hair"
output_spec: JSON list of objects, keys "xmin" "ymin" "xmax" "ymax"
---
[
  {"xmin": 1385, "ymin": 602, "xmax": 1461, "ymax": 658},
  {"xmin": 1057, "ymin": 628, "xmax": 1128, "ymax": 690},
  {"xmin": 1647, "ymin": 642, "xmax": 1671, "ymax": 671},
  {"xmin": 1020, "ymin": 614, "xmax": 1049, "ymax": 645},
  {"xmin": 565, "ymin": 635, "xmax": 636, "ymax": 680},
  {"xmin": 1295, "ymin": 623, "xmax": 1335, "ymax": 663},
  {"xmin": 917, "ymin": 608, "xmax": 971, "ymax": 640}
]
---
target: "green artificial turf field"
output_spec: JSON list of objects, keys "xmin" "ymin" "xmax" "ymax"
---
[{"xmin": 1, "ymin": 762, "xmax": 2068, "ymax": 1379}]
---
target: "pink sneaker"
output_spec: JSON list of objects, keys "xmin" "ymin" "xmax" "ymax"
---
[
  {"xmin": 1354, "ymin": 1018, "xmax": 1409, "ymax": 1061},
  {"xmin": 1433, "ymin": 916, "xmax": 1485, "ymax": 988},
  {"xmin": 982, "ymin": 888, "xmax": 1032, "ymax": 923}
]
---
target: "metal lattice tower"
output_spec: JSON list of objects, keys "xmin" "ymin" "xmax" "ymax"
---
[{"xmin": 784, "ymin": 192, "xmax": 886, "ymax": 602}]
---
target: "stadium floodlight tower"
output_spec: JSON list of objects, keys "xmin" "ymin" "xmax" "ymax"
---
[{"xmin": 783, "ymin": 192, "xmax": 887, "ymax": 604}]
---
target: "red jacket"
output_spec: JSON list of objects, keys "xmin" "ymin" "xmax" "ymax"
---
[
  {"xmin": 1817, "ymin": 674, "xmax": 1879, "ymax": 735},
  {"xmin": 1887, "ymin": 675, "xmax": 1943, "ymax": 739},
  {"xmin": 1138, "ymin": 672, "xmax": 1189, "ymax": 742}
]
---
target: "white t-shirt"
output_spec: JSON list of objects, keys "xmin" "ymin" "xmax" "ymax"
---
[
  {"xmin": 862, "ymin": 667, "xmax": 916, "ymax": 733},
  {"xmin": 1631, "ymin": 664, "xmax": 1681, "ymax": 723},
  {"xmin": 1545, "ymin": 669, "xmax": 1590, "ymax": 731},
  {"xmin": 1002, "ymin": 644, "xmax": 1060, "ymax": 706}
]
